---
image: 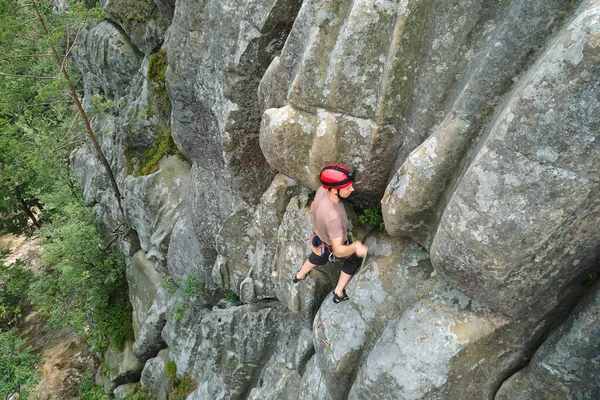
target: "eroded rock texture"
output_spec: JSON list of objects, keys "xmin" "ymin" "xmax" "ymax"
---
[{"xmin": 69, "ymin": 0, "xmax": 599, "ymax": 398}]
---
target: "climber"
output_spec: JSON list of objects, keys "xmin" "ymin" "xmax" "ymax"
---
[{"xmin": 293, "ymin": 164, "xmax": 368, "ymax": 304}]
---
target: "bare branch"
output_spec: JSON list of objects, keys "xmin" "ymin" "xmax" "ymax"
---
[
  {"xmin": 0, "ymin": 53, "xmax": 53, "ymax": 61},
  {"xmin": 0, "ymin": 72, "xmax": 57, "ymax": 79}
]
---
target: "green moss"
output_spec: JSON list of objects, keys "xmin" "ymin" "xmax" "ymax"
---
[
  {"xmin": 165, "ymin": 360, "xmax": 197, "ymax": 400},
  {"xmin": 134, "ymin": 129, "xmax": 183, "ymax": 176},
  {"xmin": 105, "ymin": 0, "xmax": 156, "ymax": 32},
  {"xmin": 147, "ymin": 50, "xmax": 171, "ymax": 120}
]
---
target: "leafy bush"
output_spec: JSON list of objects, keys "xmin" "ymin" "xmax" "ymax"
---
[
  {"xmin": 165, "ymin": 276, "xmax": 204, "ymax": 321},
  {"xmin": 358, "ymin": 204, "xmax": 385, "ymax": 230},
  {"xmin": 0, "ymin": 258, "xmax": 33, "ymax": 326},
  {"xmin": 28, "ymin": 201, "xmax": 134, "ymax": 351},
  {"xmin": 0, "ymin": 329, "xmax": 39, "ymax": 399},
  {"xmin": 77, "ymin": 371, "xmax": 110, "ymax": 400},
  {"xmin": 224, "ymin": 289, "xmax": 241, "ymax": 306},
  {"xmin": 165, "ymin": 361, "xmax": 197, "ymax": 400}
]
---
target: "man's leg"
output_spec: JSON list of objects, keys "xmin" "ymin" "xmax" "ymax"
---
[
  {"xmin": 334, "ymin": 271, "xmax": 352, "ymax": 297},
  {"xmin": 295, "ymin": 258, "xmax": 318, "ymax": 280}
]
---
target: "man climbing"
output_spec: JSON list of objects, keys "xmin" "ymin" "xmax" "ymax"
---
[{"xmin": 293, "ymin": 164, "xmax": 368, "ymax": 303}]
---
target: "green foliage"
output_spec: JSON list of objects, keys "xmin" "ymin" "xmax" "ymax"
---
[
  {"xmin": 165, "ymin": 361, "xmax": 197, "ymax": 400},
  {"xmin": 28, "ymin": 199, "xmax": 134, "ymax": 351},
  {"xmin": 0, "ymin": 329, "xmax": 39, "ymax": 399},
  {"xmin": 104, "ymin": 0, "xmax": 157, "ymax": 30},
  {"xmin": 0, "ymin": 258, "xmax": 33, "ymax": 326},
  {"xmin": 165, "ymin": 276, "xmax": 204, "ymax": 321},
  {"xmin": 77, "ymin": 371, "xmax": 110, "ymax": 400},
  {"xmin": 165, "ymin": 360, "xmax": 178, "ymax": 381},
  {"xmin": 224, "ymin": 289, "xmax": 241, "ymax": 306},
  {"xmin": 125, "ymin": 384, "xmax": 152, "ymax": 400},
  {"xmin": 358, "ymin": 204, "xmax": 385, "ymax": 230},
  {"xmin": 0, "ymin": 0, "xmax": 105, "ymax": 235}
]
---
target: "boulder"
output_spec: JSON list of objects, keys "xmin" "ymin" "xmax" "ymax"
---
[
  {"xmin": 103, "ymin": 340, "xmax": 145, "ymax": 387},
  {"xmin": 165, "ymin": 0, "xmax": 301, "ymax": 205},
  {"xmin": 72, "ymin": 20, "xmax": 142, "ymax": 100},
  {"xmin": 214, "ymin": 174, "xmax": 301, "ymax": 302},
  {"xmin": 311, "ymin": 233, "xmax": 432, "ymax": 400},
  {"xmin": 128, "ymin": 251, "xmax": 168, "ymax": 362},
  {"xmin": 188, "ymin": 301, "xmax": 282, "ymax": 399},
  {"xmin": 496, "ymin": 282, "xmax": 600, "ymax": 400},
  {"xmin": 139, "ymin": 349, "xmax": 171, "ymax": 400},
  {"xmin": 122, "ymin": 155, "xmax": 190, "ymax": 262},
  {"xmin": 430, "ymin": 0, "xmax": 600, "ymax": 318},
  {"xmin": 349, "ymin": 278, "xmax": 506, "ymax": 399},
  {"xmin": 382, "ymin": 0, "xmax": 582, "ymax": 246},
  {"xmin": 103, "ymin": 0, "xmax": 172, "ymax": 55}
]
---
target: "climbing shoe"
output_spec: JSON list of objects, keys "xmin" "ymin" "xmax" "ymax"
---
[
  {"xmin": 332, "ymin": 290, "xmax": 350, "ymax": 304},
  {"xmin": 292, "ymin": 272, "xmax": 308, "ymax": 283}
]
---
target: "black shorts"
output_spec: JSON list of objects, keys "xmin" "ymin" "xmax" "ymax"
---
[{"xmin": 307, "ymin": 240, "xmax": 363, "ymax": 276}]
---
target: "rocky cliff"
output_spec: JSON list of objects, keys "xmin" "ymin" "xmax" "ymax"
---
[{"xmin": 70, "ymin": 0, "xmax": 599, "ymax": 398}]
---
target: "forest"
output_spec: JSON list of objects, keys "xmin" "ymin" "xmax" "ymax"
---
[{"xmin": 0, "ymin": 0, "xmax": 133, "ymax": 397}]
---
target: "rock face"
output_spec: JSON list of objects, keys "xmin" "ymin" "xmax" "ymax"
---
[{"xmin": 69, "ymin": 0, "xmax": 599, "ymax": 399}]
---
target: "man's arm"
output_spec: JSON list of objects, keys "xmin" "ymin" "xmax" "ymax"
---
[{"xmin": 331, "ymin": 236, "xmax": 368, "ymax": 258}]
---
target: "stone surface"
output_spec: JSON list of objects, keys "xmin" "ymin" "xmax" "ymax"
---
[
  {"xmin": 214, "ymin": 174, "xmax": 301, "ymax": 302},
  {"xmin": 139, "ymin": 349, "xmax": 171, "ymax": 400},
  {"xmin": 122, "ymin": 155, "xmax": 190, "ymax": 262},
  {"xmin": 187, "ymin": 301, "xmax": 283, "ymax": 400},
  {"xmin": 103, "ymin": 340, "xmax": 145, "ymax": 386},
  {"xmin": 383, "ymin": 0, "xmax": 585, "ymax": 247},
  {"xmin": 430, "ymin": 1, "xmax": 600, "ymax": 318},
  {"xmin": 127, "ymin": 251, "xmax": 168, "ymax": 361},
  {"xmin": 310, "ymin": 233, "xmax": 432, "ymax": 400},
  {"xmin": 72, "ymin": 20, "xmax": 142, "ymax": 100},
  {"xmin": 495, "ymin": 282, "xmax": 600, "ymax": 400},
  {"xmin": 103, "ymin": 0, "xmax": 172, "ymax": 55},
  {"xmin": 349, "ymin": 277, "xmax": 506, "ymax": 399}
]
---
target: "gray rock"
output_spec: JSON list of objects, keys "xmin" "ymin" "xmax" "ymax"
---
[
  {"xmin": 161, "ymin": 299, "xmax": 210, "ymax": 377},
  {"xmin": 311, "ymin": 233, "xmax": 432, "ymax": 400},
  {"xmin": 189, "ymin": 301, "xmax": 282, "ymax": 400},
  {"xmin": 103, "ymin": 0, "xmax": 172, "ymax": 55},
  {"xmin": 104, "ymin": 340, "xmax": 145, "ymax": 386},
  {"xmin": 167, "ymin": 212, "xmax": 216, "ymax": 290},
  {"xmin": 165, "ymin": 0, "xmax": 300, "ymax": 205},
  {"xmin": 72, "ymin": 20, "xmax": 142, "ymax": 100},
  {"xmin": 122, "ymin": 155, "xmax": 190, "ymax": 262},
  {"xmin": 139, "ymin": 349, "xmax": 171, "ymax": 400},
  {"xmin": 190, "ymin": 302, "xmax": 281, "ymax": 399},
  {"xmin": 430, "ymin": 0, "xmax": 600, "ymax": 318},
  {"xmin": 113, "ymin": 383, "xmax": 138, "ymax": 399},
  {"xmin": 496, "ymin": 282, "xmax": 600, "ymax": 400},
  {"xmin": 248, "ymin": 317, "xmax": 313, "ymax": 400},
  {"xmin": 128, "ymin": 251, "xmax": 168, "ymax": 361},
  {"xmin": 214, "ymin": 174, "xmax": 301, "ymax": 302},
  {"xmin": 383, "ymin": 0, "xmax": 580, "ymax": 247},
  {"xmin": 272, "ymin": 191, "xmax": 342, "ymax": 322},
  {"xmin": 349, "ymin": 278, "xmax": 506, "ymax": 399}
]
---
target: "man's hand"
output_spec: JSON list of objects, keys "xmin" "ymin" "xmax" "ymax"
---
[
  {"xmin": 331, "ymin": 237, "xmax": 368, "ymax": 258},
  {"xmin": 354, "ymin": 241, "xmax": 368, "ymax": 258}
]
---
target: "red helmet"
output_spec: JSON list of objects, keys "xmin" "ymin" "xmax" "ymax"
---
[{"xmin": 319, "ymin": 164, "xmax": 356, "ymax": 189}]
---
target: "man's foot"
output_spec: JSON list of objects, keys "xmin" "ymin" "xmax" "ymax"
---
[
  {"xmin": 332, "ymin": 290, "xmax": 350, "ymax": 303},
  {"xmin": 292, "ymin": 272, "xmax": 308, "ymax": 283}
]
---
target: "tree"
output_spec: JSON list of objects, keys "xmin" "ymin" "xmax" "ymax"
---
[
  {"xmin": 0, "ymin": 329, "xmax": 39, "ymax": 399},
  {"xmin": 0, "ymin": 0, "xmax": 124, "ymax": 236}
]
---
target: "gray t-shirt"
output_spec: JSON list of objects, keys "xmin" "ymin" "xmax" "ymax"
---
[{"xmin": 312, "ymin": 187, "xmax": 348, "ymax": 245}]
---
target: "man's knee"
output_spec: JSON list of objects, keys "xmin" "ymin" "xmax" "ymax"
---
[{"xmin": 342, "ymin": 254, "xmax": 362, "ymax": 275}]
